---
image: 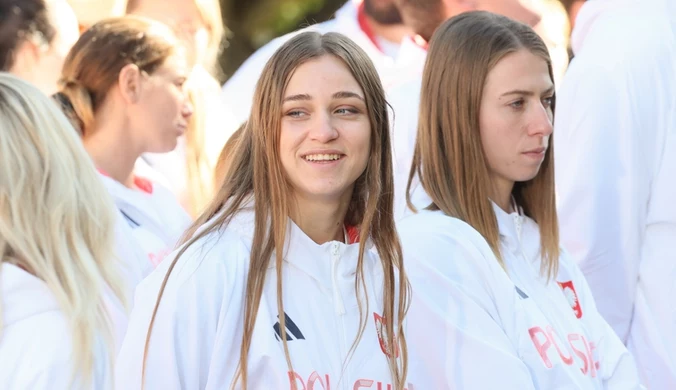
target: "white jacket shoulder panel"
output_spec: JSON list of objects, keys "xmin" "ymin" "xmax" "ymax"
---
[{"xmin": 0, "ymin": 264, "xmax": 113, "ymax": 389}]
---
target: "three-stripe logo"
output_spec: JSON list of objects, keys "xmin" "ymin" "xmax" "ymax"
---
[{"xmin": 273, "ymin": 312, "xmax": 305, "ymax": 341}]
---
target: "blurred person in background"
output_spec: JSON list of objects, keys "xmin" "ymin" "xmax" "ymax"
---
[
  {"xmin": 0, "ymin": 74, "xmax": 127, "ymax": 389},
  {"xmin": 66, "ymin": 0, "xmax": 127, "ymax": 32},
  {"xmin": 57, "ymin": 16, "xmax": 193, "ymax": 270},
  {"xmin": 0, "ymin": 0, "xmax": 79, "ymax": 94},
  {"xmin": 553, "ymin": 0, "xmax": 676, "ymax": 387},
  {"xmin": 219, "ymin": 0, "xmax": 413, "ymax": 144},
  {"xmin": 127, "ymin": 0, "xmax": 229, "ymax": 216}
]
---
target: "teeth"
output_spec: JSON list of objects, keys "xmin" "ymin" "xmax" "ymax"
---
[{"xmin": 304, "ymin": 154, "xmax": 341, "ymax": 161}]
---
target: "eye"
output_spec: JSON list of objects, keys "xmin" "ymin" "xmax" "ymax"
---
[
  {"xmin": 509, "ymin": 99, "xmax": 525, "ymax": 109},
  {"xmin": 286, "ymin": 110, "xmax": 307, "ymax": 118},
  {"xmin": 335, "ymin": 107, "xmax": 359, "ymax": 115},
  {"xmin": 542, "ymin": 96, "xmax": 554, "ymax": 108}
]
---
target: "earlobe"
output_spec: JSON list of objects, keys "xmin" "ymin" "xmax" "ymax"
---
[{"xmin": 118, "ymin": 63, "xmax": 142, "ymax": 104}]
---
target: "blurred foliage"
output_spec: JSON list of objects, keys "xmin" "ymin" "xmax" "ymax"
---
[{"xmin": 218, "ymin": 0, "xmax": 344, "ymax": 83}]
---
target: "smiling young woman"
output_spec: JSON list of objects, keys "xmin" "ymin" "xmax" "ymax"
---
[
  {"xmin": 115, "ymin": 31, "xmax": 410, "ymax": 390},
  {"xmin": 399, "ymin": 11, "xmax": 644, "ymax": 389}
]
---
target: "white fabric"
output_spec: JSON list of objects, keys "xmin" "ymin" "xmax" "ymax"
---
[
  {"xmin": 386, "ymin": 74, "xmax": 423, "ymax": 221},
  {"xmin": 220, "ymin": 0, "xmax": 407, "ymax": 138},
  {"xmin": 115, "ymin": 207, "xmax": 411, "ymax": 389},
  {"xmin": 554, "ymin": 0, "xmax": 676, "ymax": 387},
  {"xmin": 0, "ymin": 264, "xmax": 117, "ymax": 389},
  {"xmin": 399, "ymin": 207, "xmax": 644, "ymax": 389},
  {"xmin": 99, "ymin": 170, "xmax": 192, "ymax": 270}
]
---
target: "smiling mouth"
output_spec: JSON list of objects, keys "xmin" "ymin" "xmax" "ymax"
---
[{"xmin": 303, "ymin": 153, "xmax": 344, "ymax": 162}]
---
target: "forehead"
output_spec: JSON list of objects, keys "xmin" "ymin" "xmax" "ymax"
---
[
  {"xmin": 484, "ymin": 49, "xmax": 552, "ymax": 94},
  {"xmin": 284, "ymin": 55, "xmax": 363, "ymax": 96},
  {"xmin": 153, "ymin": 53, "xmax": 189, "ymax": 75}
]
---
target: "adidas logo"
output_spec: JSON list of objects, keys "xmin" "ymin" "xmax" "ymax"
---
[
  {"xmin": 515, "ymin": 285, "xmax": 529, "ymax": 299},
  {"xmin": 273, "ymin": 312, "xmax": 305, "ymax": 342},
  {"xmin": 120, "ymin": 209, "xmax": 140, "ymax": 228}
]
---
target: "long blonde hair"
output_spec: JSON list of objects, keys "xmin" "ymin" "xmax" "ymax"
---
[
  {"xmin": 409, "ymin": 11, "xmax": 560, "ymax": 278},
  {"xmin": 0, "ymin": 74, "xmax": 126, "ymax": 385},
  {"xmin": 144, "ymin": 31, "xmax": 410, "ymax": 389}
]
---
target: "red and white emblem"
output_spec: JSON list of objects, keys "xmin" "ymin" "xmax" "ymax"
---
[
  {"xmin": 373, "ymin": 313, "xmax": 399, "ymax": 358},
  {"xmin": 558, "ymin": 281, "xmax": 583, "ymax": 319}
]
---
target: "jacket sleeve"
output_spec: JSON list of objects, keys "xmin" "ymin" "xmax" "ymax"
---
[
  {"xmin": 565, "ymin": 254, "xmax": 645, "ymax": 389},
  {"xmin": 115, "ymin": 230, "xmax": 249, "ymax": 390},
  {"xmin": 553, "ymin": 62, "xmax": 652, "ymax": 343},
  {"xmin": 400, "ymin": 215, "xmax": 537, "ymax": 390}
]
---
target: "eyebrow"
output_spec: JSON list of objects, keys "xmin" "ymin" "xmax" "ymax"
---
[
  {"xmin": 282, "ymin": 91, "xmax": 364, "ymax": 102},
  {"xmin": 500, "ymin": 86, "xmax": 555, "ymax": 98}
]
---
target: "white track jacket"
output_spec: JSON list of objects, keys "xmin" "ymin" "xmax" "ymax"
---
[
  {"xmin": 100, "ymin": 172, "xmax": 192, "ymax": 270},
  {"xmin": 0, "ymin": 264, "xmax": 119, "ymax": 389},
  {"xmin": 399, "ymin": 206, "xmax": 643, "ymax": 389},
  {"xmin": 115, "ymin": 208, "xmax": 410, "ymax": 389},
  {"xmin": 553, "ymin": 0, "xmax": 676, "ymax": 387}
]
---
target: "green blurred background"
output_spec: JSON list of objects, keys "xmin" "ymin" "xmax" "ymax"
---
[{"xmin": 218, "ymin": 0, "xmax": 345, "ymax": 83}]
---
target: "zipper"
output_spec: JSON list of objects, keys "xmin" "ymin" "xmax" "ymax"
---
[{"xmin": 330, "ymin": 242, "xmax": 350, "ymax": 389}]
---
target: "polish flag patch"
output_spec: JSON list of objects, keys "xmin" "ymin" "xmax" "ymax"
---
[
  {"xmin": 374, "ymin": 313, "xmax": 399, "ymax": 358},
  {"xmin": 558, "ymin": 281, "xmax": 583, "ymax": 319}
]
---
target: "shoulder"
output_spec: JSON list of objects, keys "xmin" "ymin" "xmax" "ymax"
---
[
  {"xmin": 0, "ymin": 266, "xmax": 83, "ymax": 388},
  {"xmin": 397, "ymin": 211, "xmax": 503, "ymax": 281}
]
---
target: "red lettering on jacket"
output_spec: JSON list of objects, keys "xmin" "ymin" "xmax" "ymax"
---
[
  {"xmin": 290, "ymin": 372, "xmax": 412, "ymax": 390},
  {"xmin": 529, "ymin": 326, "xmax": 601, "ymax": 378},
  {"xmin": 288, "ymin": 371, "xmax": 330, "ymax": 390},
  {"xmin": 546, "ymin": 325, "xmax": 574, "ymax": 365},
  {"xmin": 529, "ymin": 326, "xmax": 554, "ymax": 368},
  {"xmin": 568, "ymin": 334, "xmax": 590, "ymax": 375}
]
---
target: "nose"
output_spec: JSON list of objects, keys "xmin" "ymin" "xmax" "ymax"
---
[
  {"xmin": 529, "ymin": 103, "xmax": 553, "ymax": 137},
  {"xmin": 308, "ymin": 111, "xmax": 338, "ymax": 143},
  {"xmin": 181, "ymin": 99, "xmax": 194, "ymax": 120}
]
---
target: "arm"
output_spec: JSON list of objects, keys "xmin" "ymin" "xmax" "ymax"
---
[
  {"xmin": 566, "ymin": 255, "xmax": 644, "ymax": 389},
  {"xmin": 400, "ymin": 215, "xmax": 537, "ymax": 389},
  {"xmin": 554, "ymin": 63, "xmax": 650, "ymax": 342},
  {"xmin": 115, "ymin": 231, "xmax": 248, "ymax": 390}
]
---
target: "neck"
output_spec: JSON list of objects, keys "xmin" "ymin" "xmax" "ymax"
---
[
  {"xmin": 490, "ymin": 178, "xmax": 515, "ymax": 214},
  {"xmin": 364, "ymin": 14, "xmax": 410, "ymax": 45},
  {"xmin": 289, "ymin": 192, "xmax": 352, "ymax": 245},
  {"xmin": 83, "ymin": 117, "xmax": 140, "ymax": 188}
]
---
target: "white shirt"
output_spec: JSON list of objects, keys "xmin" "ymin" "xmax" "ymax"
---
[
  {"xmin": 99, "ymin": 171, "xmax": 192, "ymax": 270},
  {"xmin": 220, "ymin": 0, "xmax": 407, "ymax": 139},
  {"xmin": 115, "ymin": 207, "xmax": 410, "ymax": 389},
  {"xmin": 0, "ymin": 264, "xmax": 118, "ymax": 389},
  {"xmin": 553, "ymin": 0, "xmax": 676, "ymax": 387},
  {"xmin": 399, "ymin": 207, "xmax": 644, "ymax": 389}
]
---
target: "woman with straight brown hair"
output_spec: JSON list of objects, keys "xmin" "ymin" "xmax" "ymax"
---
[
  {"xmin": 115, "ymin": 31, "xmax": 410, "ymax": 389},
  {"xmin": 399, "ymin": 11, "xmax": 643, "ymax": 389}
]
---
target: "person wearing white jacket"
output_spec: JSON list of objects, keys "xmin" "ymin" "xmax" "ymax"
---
[
  {"xmin": 116, "ymin": 31, "xmax": 411, "ymax": 389},
  {"xmin": 553, "ymin": 0, "xmax": 676, "ymax": 387},
  {"xmin": 57, "ymin": 17, "xmax": 194, "ymax": 270},
  {"xmin": 388, "ymin": 0, "xmax": 569, "ymax": 220},
  {"xmin": 219, "ymin": 0, "xmax": 412, "ymax": 139},
  {"xmin": 0, "ymin": 74, "xmax": 127, "ymax": 389},
  {"xmin": 398, "ymin": 12, "xmax": 643, "ymax": 389}
]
